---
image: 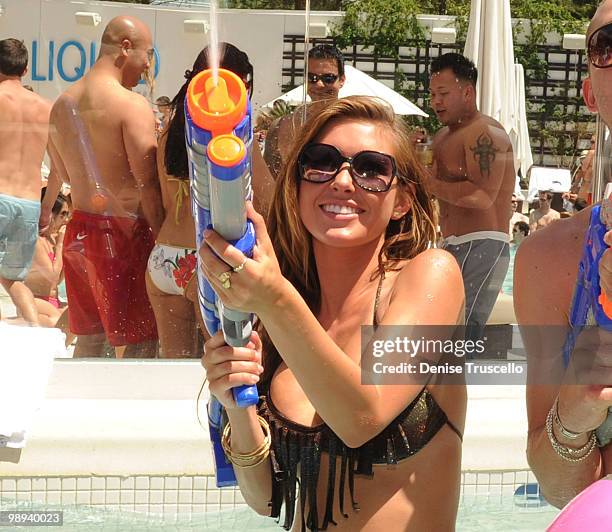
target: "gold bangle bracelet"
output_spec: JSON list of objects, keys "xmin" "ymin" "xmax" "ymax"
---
[{"xmin": 221, "ymin": 415, "xmax": 272, "ymax": 468}]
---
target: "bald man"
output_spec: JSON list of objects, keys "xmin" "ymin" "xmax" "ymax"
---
[
  {"xmin": 0, "ymin": 38, "xmax": 51, "ymax": 325},
  {"xmin": 44, "ymin": 16, "xmax": 162, "ymax": 357},
  {"xmin": 515, "ymin": 0, "xmax": 612, "ymax": 508}
]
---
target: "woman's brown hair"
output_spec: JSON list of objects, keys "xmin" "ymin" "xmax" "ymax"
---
[{"xmin": 259, "ymin": 96, "xmax": 437, "ymax": 389}]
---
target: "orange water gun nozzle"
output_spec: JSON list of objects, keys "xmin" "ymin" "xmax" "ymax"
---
[
  {"xmin": 186, "ymin": 68, "xmax": 247, "ymax": 137},
  {"xmin": 204, "ymin": 76, "xmax": 232, "ymax": 114}
]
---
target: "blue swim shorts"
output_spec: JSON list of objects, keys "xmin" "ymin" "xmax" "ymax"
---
[{"xmin": 0, "ymin": 193, "xmax": 40, "ymax": 281}]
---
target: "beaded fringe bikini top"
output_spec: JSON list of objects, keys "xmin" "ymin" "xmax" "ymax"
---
[{"xmin": 257, "ymin": 274, "xmax": 463, "ymax": 531}]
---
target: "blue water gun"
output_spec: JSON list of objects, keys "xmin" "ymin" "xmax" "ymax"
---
[
  {"xmin": 567, "ymin": 183, "xmax": 612, "ymax": 358},
  {"xmin": 565, "ymin": 184, "xmax": 612, "ymax": 446},
  {"xmin": 185, "ymin": 68, "xmax": 258, "ymax": 487}
]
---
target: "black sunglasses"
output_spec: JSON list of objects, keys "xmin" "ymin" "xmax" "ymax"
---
[
  {"xmin": 307, "ymin": 73, "xmax": 339, "ymax": 85},
  {"xmin": 588, "ymin": 22, "xmax": 612, "ymax": 69},
  {"xmin": 298, "ymin": 143, "xmax": 397, "ymax": 193}
]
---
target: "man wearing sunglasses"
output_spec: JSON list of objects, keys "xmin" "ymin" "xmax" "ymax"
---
[
  {"xmin": 263, "ymin": 44, "xmax": 345, "ymax": 179},
  {"xmin": 42, "ymin": 16, "xmax": 163, "ymax": 358},
  {"xmin": 515, "ymin": 0, "xmax": 612, "ymax": 510},
  {"xmin": 305, "ymin": 44, "xmax": 346, "ymax": 103},
  {"xmin": 427, "ymin": 53, "xmax": 515, "ymax": 343}
]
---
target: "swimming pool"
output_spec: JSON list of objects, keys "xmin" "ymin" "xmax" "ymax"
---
[
  {"xmin": 0, "ymin": 360, "xmax": 551, "ymax": 530},
  {"xmin": 0, "ymin": 471, "xmax": 558, "ymax": 531},
  {"xmin": 0, "ymin": 505, "xmax": 558, "ymax": 531}
]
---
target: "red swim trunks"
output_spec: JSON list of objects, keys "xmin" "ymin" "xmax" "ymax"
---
[{"xmin": 63, "ymin": 210, "xmax": 158, "ymax": 346}]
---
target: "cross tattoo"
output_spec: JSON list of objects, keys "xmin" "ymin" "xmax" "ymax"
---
[{"xmin": 470, "ymin": 133, "xmax": 498, "ymax": 178}]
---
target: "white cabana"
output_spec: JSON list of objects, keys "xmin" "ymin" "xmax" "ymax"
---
[
  {"xmin": 262, "ymin": 65, "xmax": 428, "ymax": 117},
  {"xmin": 464, "ymin": 0, "xmax": 533, "ymax": 178},
  {"xmin": 526, "ymin": 167, "xmax": 572, "ymax": 202}
]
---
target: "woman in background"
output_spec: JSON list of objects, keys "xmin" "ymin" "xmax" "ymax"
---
[
  {"xmin": 146, "ymin": 43, "xmax": 274, "ymax": 358},
  {"xmin": 25, "ymin": 189, "xmax": 73, "ymax": 344}
]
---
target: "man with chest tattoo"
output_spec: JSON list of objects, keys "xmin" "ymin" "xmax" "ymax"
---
[{"xmin": 427, "ymin": 53, "xmax": 515, "ymax": 341}]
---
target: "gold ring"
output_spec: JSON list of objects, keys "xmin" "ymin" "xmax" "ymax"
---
[
  {"xmin": 232, "ymin": 258, "xmax": 247, "ymax": 273},
  {"xmin": 218, "ymin": 270, "xmax": 232, "ymax": 289}
]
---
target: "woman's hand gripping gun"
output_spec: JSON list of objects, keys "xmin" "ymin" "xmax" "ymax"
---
[{"xmin": 185, "ymin": 68, "xmax": 258, "ymax": 486}]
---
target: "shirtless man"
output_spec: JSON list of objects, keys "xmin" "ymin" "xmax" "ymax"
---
[
  {"xmin": 529, "ymin": 190, "xmax": 560, "ymax": 232},
  {"xmin": 0, "ymin": 38, "xmax": 51, "ymax": 325},
  {"xmin": 44, "ymin": 16, "xmax": 163, "ymax": 357},
  {"xmin": 427, "ymin": 53, "xmax": 515, "ymax": 341},
  {"xmin": 263, "ymin": 44, "xmax": 345, "ymax": 179},
  {"xmin": 515, "ymin": 0, "xmax": 612, "ymax": 507}
]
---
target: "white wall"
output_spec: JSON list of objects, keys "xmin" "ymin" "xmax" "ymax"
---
[{"xmin": 0, "ymin": 0, "xmax": 342, "ymax": 111}]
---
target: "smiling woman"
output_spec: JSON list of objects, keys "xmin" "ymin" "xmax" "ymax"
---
[
  {"xmin": 199, "ymin": 96, "xmax": 466, "ymax": 531},
  {"xmin": 297, "ymin": 120, "xmax": 409, "ymax": 249}
]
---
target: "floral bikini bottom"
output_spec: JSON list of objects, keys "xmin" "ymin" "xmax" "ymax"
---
[{"xmin": 147, "ymin": 243, "xmax": 197, "ymax": 296}]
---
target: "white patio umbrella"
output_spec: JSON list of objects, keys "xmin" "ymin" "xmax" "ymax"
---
[
  {"xmin": 514, "ymin": 64, "xmax": 534, "ymax": 180},
  {"xmin": 464, "ymin": 0, "xmax": 533, "ymax": 177},
  {"xmin": 262, "ymin": 65, "xmax": 428, "ymax": 117}
]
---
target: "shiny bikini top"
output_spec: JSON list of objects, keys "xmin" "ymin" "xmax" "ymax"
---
[{"xmin": 258, "ymin": 274, "xmax": 463, "ymax": 531}]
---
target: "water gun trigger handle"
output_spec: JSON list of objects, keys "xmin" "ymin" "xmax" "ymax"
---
[{"xmin": 233, "ymin": 385, "xmax": 259, "ymax": 408}]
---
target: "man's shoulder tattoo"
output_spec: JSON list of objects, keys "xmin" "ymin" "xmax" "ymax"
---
[{"xmin": 470, "ymin": 133, "xmax": 499, "ymax": 178}]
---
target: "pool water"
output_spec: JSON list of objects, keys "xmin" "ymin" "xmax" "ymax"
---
[
  {"xmin": 1, "ymin": 495, "xmax": 560, "ymax": 531},
  {"xmin": 458, "ymin": 498, "xmax": 558, "ymax": 531}
]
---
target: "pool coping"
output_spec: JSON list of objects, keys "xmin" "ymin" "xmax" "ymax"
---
[{"xmin": 0, "ymin": 359, "xmax": 529, "ymax": 476}]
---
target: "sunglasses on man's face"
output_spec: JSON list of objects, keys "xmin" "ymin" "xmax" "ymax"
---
[
  {"xmin": 307, "ymin": 73, "xmax": 339, "ymax": 85},
  {"xmin": 588, "ymin": 22, "xmax": 612, "ymax": 69},
  {"xmin": 298, "ymin": 143, "xmax": 397, "ymax": 193}
]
